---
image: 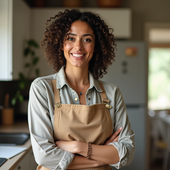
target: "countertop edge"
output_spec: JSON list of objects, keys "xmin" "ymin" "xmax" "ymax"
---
[{"xmin": 0, "ymin": 121, "xmax": 33, "ymax": 170}]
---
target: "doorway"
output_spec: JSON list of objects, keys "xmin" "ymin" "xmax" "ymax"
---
[{"xmin": 145, "ymin": 22, "xmax": 170, "ymax": 170}]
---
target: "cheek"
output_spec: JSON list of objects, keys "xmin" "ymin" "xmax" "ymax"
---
[
  {"xmin": 86, "ymin": 44, "xmax": 95, "ymax": 54},
  {"xmin": 63, "ymin": 43, "xmax": 73, "ymax": 52}
]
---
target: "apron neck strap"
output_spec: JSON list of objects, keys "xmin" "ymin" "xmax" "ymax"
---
[
  {"xmin": 99, "ymin": 83, "xmax": 110, "ymax": 104},
  {"xmin": 52, "ymin": 80, "xmax": 61, "ymax": 103}
]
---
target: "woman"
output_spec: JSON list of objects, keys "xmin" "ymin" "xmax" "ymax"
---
[{"xmin": 28, "ymin": 9, "xmax": 135, "ymax": 170}]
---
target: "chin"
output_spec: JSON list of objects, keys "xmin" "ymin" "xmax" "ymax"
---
[
  {"xmin": 67, "ymin": 60, "xmax": 89, "ymax": 68},
  {"xmin": 71, "ymin": 62, "xmax": 84, "ymax": 68}
]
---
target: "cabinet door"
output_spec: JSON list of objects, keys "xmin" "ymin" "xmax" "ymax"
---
[
  {"xmin": 14, "ymin": 149, "xmax": 37, "ymax": 170},
  {"xmin": 29, "ymin": 149, "xmax": 38, "ymax": 169},
  {"xmin": 14, "ymin": 152, "xmax": 30, "ymax": 170},
  {"xmin": 0, "ymin": 0, "xmax": 13, "ymax": 80}
]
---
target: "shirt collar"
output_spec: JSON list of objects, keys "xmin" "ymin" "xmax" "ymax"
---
[
  {"xmin": 88, "ymin": 72, "xmax": 102, "ymax": 92},
  {"xmin": 56, "ymin": 66, "xmax": 102, "ymax": 92}
]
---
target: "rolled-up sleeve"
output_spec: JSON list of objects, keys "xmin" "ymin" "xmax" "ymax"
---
[
  {"xmin": 108, "ymin": 87, "xmax": 135, "ymax": 169},
  {"xmin": 28, "ymin": 79, "xmax": 74, "ymax": 170}
]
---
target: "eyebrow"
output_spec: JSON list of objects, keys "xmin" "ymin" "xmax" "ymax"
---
[{"xmin": 68, "ymin": 33, "xmax": 93, "ymax": 38}]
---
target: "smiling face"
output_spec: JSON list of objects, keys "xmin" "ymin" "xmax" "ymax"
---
[{"xmin": 63, "ymin": 20, "xmax": 95, "ymax": 69}]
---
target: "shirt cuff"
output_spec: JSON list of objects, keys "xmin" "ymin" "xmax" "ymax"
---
[
  {"xmin": 108, "ymin": 142, "xmax": 127, "ymax": 169},
  {"xmin": 57, "ymin": 151, "xmax": 75, "ymax": 170}
]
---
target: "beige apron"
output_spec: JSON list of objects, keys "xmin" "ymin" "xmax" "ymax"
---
[{"xmin": 37, "ymin": 80, "xmax": 113, "ymax": 170}]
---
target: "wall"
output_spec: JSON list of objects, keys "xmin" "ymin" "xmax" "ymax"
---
[
  {"xmin": 24, "ymin": 0, "xmax": 170, "ymax": 40},
  {"xmin": 121, "ymin": 0, "xmax": 170, "ymax": 40}
]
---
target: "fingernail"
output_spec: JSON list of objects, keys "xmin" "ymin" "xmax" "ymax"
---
[{"xmin": 120, "ymin": 127, "xmax": 123, "ymax": 130}]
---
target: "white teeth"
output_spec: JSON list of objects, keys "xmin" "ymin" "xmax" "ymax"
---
[{"xmin": 72, "ymin": 53, "xmax": 84, "ymax": 57}]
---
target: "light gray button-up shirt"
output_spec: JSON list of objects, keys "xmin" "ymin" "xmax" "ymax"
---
[{"xmin": 28, "ymin": 66, "xmax": 135, "ymax": 170}]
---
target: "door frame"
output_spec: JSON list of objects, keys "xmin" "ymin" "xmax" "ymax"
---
[{"xmin": 144, "ymin": 22, "xmax": 170, "ymax": 170}]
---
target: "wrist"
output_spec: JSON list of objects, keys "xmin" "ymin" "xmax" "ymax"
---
[
  {"xmin": 76, "ymin": 141, "xmax": 88, "ymax": 156},
  {"xmin": 72, "ymin": 141, "xmax": 80, "ymax": 153}
]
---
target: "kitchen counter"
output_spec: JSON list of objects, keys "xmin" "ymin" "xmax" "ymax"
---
[{"xmin": 0, "ymin": 121, "xmax": 32, "ymax": 170}]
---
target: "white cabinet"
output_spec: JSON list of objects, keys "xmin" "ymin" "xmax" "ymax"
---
[
  {"xmin": 29, "ymin": 149, "xmax": 38, "ymax": 170},
  {"xmin": 14, "ymin": 151, "xmax": 30, "ymax": 170},
  {"xmin": 0, "ymin": 0, "xmax": 30, "ymax": 80},
  {"xmin": 83, "ymin": 8, "xmax": 131, "ymax": 39},
  {"xmin": 31, "ymin": 8, "xmax": 131, "ymax": 39},
  {"xmin": 0, "ymin": 0, "xmax": 13, "ymax": 80},
  {"xmin": 14, "ymin": 149, "xmax": 37, "ymax": 170}
]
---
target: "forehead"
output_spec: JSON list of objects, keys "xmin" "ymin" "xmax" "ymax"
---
[{"xmin": 69, "ymin": 20, "xmax": 94, "ymax": 35}]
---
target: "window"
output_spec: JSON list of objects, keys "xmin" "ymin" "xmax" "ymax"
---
[
  {"xmin": 147, "ymin": 26, "xmax": 170, "ymax": 110},
  {"xmin": 148, "ymin": 46, "xmax": 170, "ymax": 110}
]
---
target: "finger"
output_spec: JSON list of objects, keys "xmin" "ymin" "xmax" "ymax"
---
[
  {"xmin": 110, "ymin": 127, "xmax": 122, "ymax": 141},
  {"xmin": 104, "ymin": 141, "xmax": 109, "ymax": 145},
  {"xmin": 112, "ymin": 135, "xmax": 119, "ymax": 142}
]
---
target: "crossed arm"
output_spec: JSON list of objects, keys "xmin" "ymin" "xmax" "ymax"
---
[{"xmin": 55, "ymin": 127, "xmax": 122, "ymax": 169}]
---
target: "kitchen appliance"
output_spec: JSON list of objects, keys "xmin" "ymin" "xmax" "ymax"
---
[{"xmin": 100, "ymin": 41, "xmax": 147, "ymax": 170}]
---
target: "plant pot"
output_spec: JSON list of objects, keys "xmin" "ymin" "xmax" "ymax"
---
[
  {"xmin": 18, "ymin": 99, "xmax": 28, "ymax": 115},
  {"xmin": 63, "ymin": 0, "xmax": 82, "ymax": 7},
  {"xmin": 97, "ymin": 0, "xmax": 122, "ymax": 8},
  {"xmin": 1, "ymin": 108, "xmax": 14, "ymax": 125}
]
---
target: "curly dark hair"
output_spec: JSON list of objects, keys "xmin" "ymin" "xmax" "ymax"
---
[{"xmin": 41, "ymin": 9, "xmax": 116, "ymax": 79}]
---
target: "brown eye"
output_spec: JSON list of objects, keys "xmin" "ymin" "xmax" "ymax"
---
[
  {"xmin": 68, "ymin": 37, "xmax": 74, "ymax": 41},
  {"xmin": 84, "ymin": 38, "xmax": 92, "ymax": 42}
]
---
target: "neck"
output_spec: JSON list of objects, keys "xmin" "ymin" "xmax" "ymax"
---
[{"xmin": 65, "ymin": 64, "xmax": 89, "ymax": 87}]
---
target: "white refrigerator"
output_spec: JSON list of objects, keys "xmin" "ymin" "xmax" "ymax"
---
[{"xmin": 100, "ymin": 41, "xmax": 147, "ymax": 170}]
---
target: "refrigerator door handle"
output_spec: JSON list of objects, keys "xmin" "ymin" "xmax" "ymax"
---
[{"xmin": 126, "ymin": 104, "xmax": 145, "ymax": 109}]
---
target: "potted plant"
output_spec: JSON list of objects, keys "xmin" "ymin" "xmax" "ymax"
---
[{"xmin": 11, "ymin": 39, "xmax": 40, "ymax": 108}]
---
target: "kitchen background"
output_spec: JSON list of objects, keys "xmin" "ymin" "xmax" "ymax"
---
[{"xmin": 0, "ymin": 0, "xmax": 170, "ymax": 170}]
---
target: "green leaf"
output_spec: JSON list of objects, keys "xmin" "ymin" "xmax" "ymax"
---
[
  {"xmin": 35, "ymin": 68, "xmax": 40, "ymax": 77},
  {"xmin": 18, "ymin": 94, "xmax": 24, "ymax": 102},
  {"xmin": 19, "ymin": 72, "xmax": 25, "ymax": 80},
  {"xmin": 28, "ymin": 39, "xmax": 39, "ymax": 48},
  {"xmin": 31, "ymin": 51, "xmax": 35, "ymax": 56},
  {"xmin": 24, "ymin": 48, "xmax": 30, "ymax": 57},
  {"xmin": 16, "ymin": 90, "xmax": 20, "ymax": 96},
  {"xmin": 11, "ymin": 98, "xmax": 17, "ymax": 106},
  {"xmin": 24, "ymin": 63, "xmax": 30, "ymax": 68},
  {"xmin": 19, "ymin": 81, "xmax": 26, "ymax": 89},
  {"xmin": 32, "ymin": 57, "xmax": 39, "ymax": 65}
]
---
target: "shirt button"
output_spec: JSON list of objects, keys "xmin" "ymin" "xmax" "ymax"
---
[
  {"xmin": 75, "ymin": 98, "xmax": 78, "ymax": 101},
  {"xmin": 88, "ymin": 98, "xmax": 91, "ymax": 100}
]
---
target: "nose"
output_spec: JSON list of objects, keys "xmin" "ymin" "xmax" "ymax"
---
[{"xmin": 74, "ymin": 39, "xmax": 83, "ymax": 50}]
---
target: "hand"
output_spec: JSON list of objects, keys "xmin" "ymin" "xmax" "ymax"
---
[
  {"xmin": 67, "ymin": 155, "xmax": 106, "ymax": 169},
  {"xmin": 95, "ymin": 160, "xmax": 106, "ymax": 167},
  {"xmin": 104, "ymin": 127, "xmax": 123, "ymax": 145},
  {"xmin": 55, "ymin": 141, "xmax": 83, "ymax": 154}
]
